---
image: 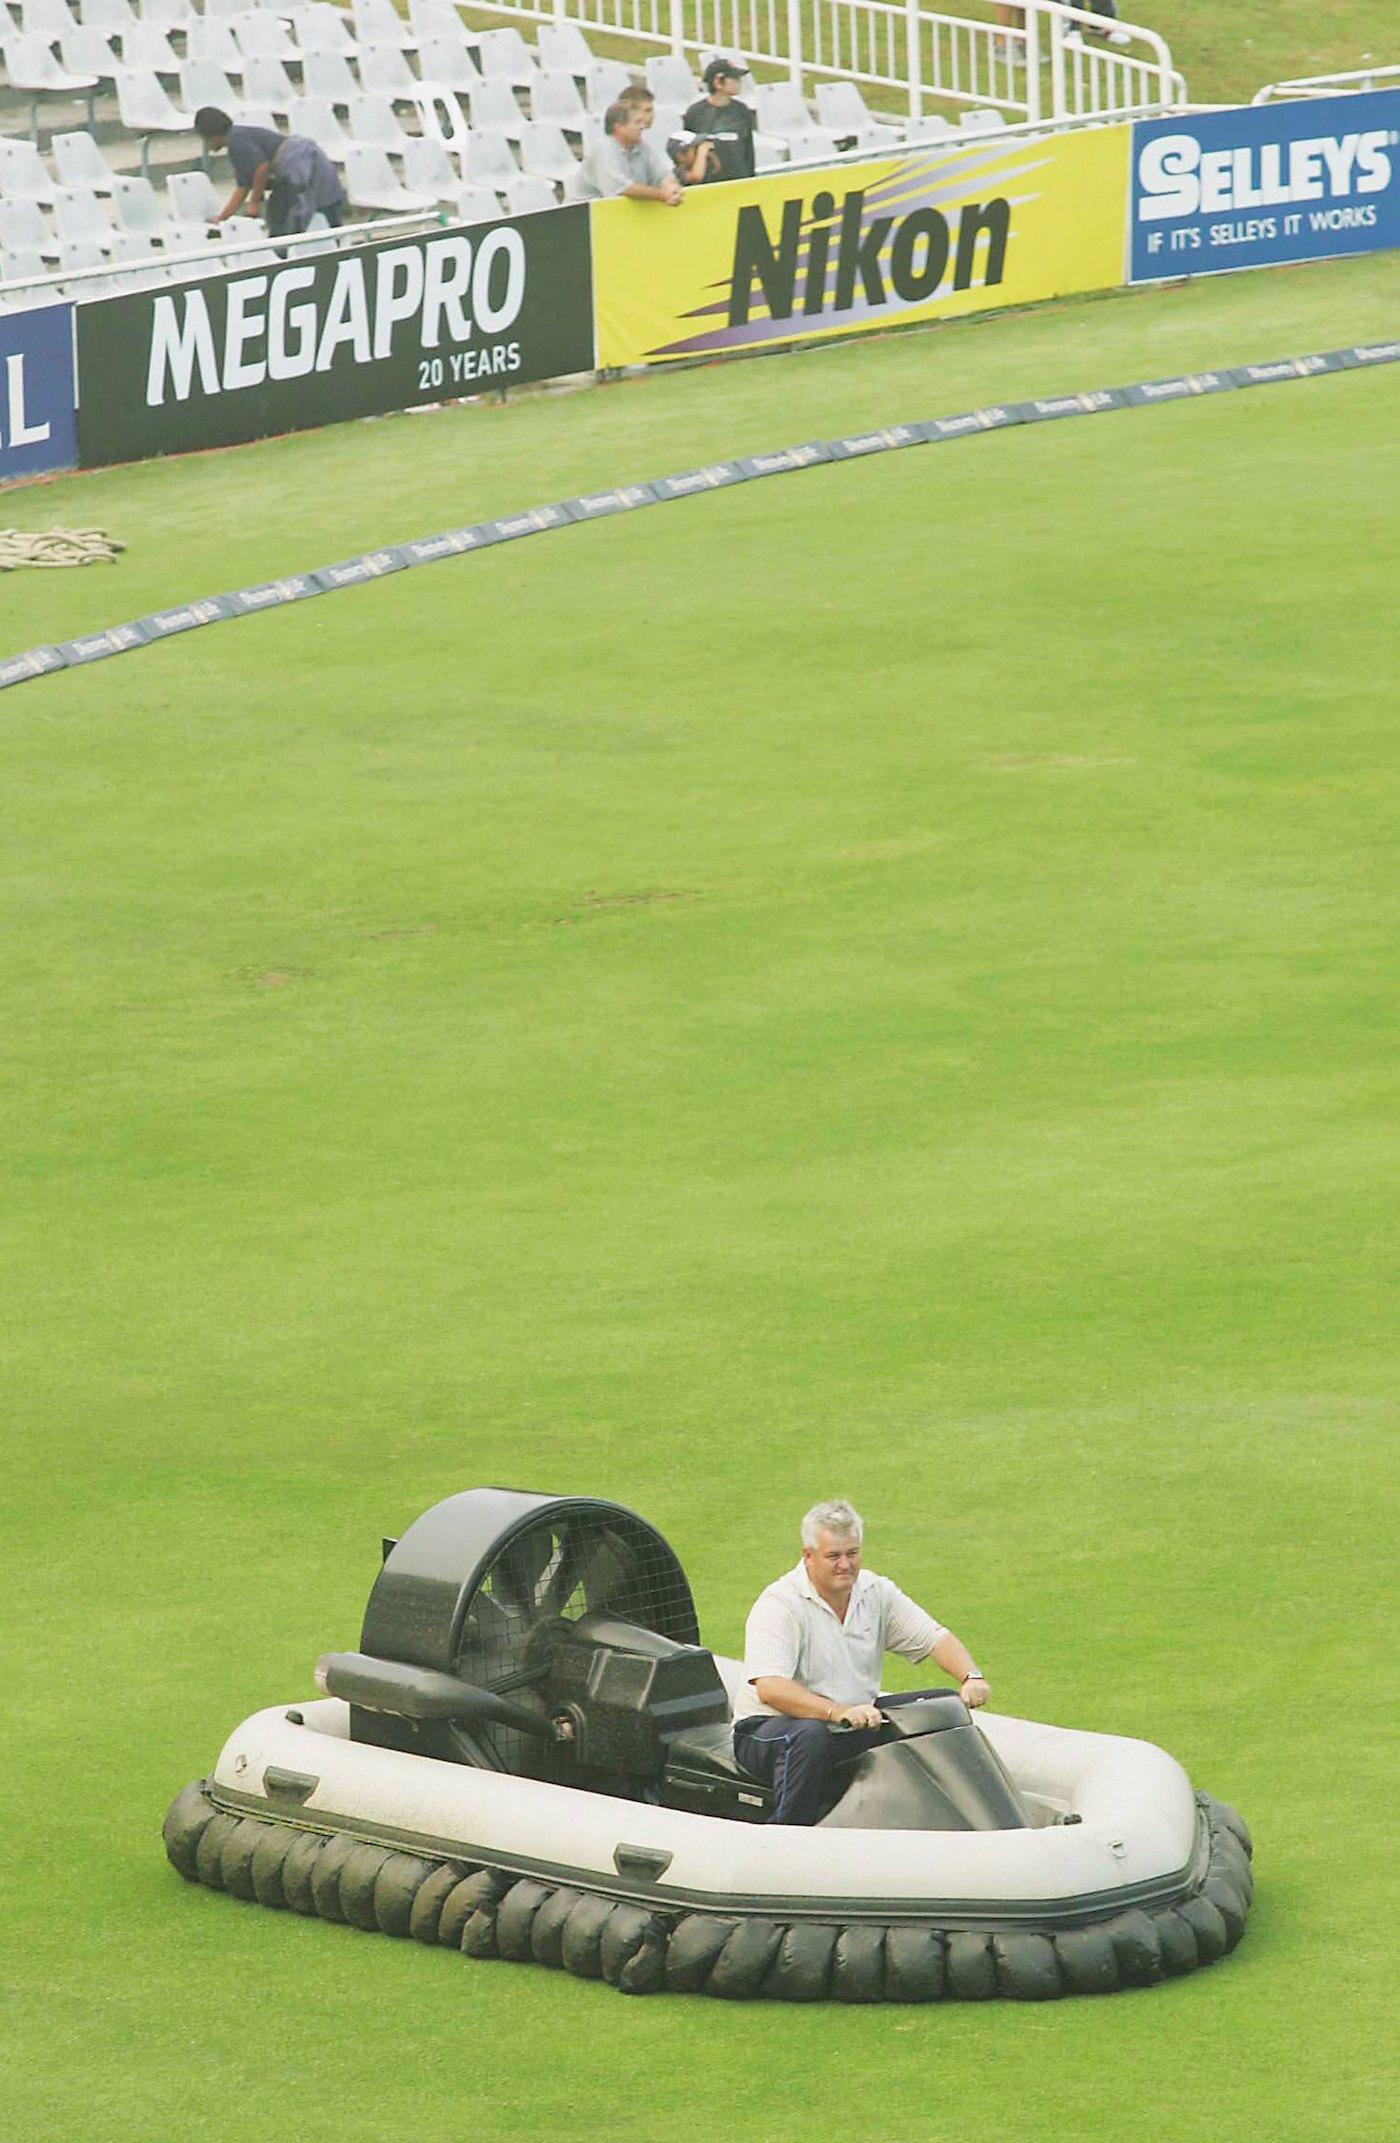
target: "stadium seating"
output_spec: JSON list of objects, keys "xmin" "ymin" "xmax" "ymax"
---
[
  {"xmin": 53, "ymin": 178, "xmax": 115, "ymax": 244},
  {"xmin": 343, "ymin": 142, "xmax": 434, "ymax": 210},
  {"xmin": 451, "ymin": 180, "xmax": 502, "ymax": 225},
  {"xmin": 400, "ymin": 130, "xmax": 458, "ymax": 198},
  {"xmin": 416, "ymin": 32, "xmax": 480, "ymax": 93},
  {"xmin": 241, "ymin": 53, "xmax": 297, "ymax": 113},
  {"xmin": 475, "ymin": 25, "xmax": 536, "ymax": 89},
  {"xmin": 814, "ymin": 80, "xmax": 905, "ymax": 146},
  {"xmin": 503, "ymin": 169, "xmax": 556, "ymax": 216},
  {"xmin": 535, "ymin": 21, "xmax": 593, "ymax": 79},
  {"xmin": 287, "ymin": 91, "xmax": 352, "ymax": 159},
  {"xmin": 0, "ymin": 132, "xmax": 59, "ymax": 197},
  {"xmin": 644, "ymin": 53, "xmax": 699, "ymax": 107}
]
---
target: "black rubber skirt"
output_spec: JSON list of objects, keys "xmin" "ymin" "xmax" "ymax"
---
[{"xmin": 163, "ymin": 1781, "xmax": 1252, "ymax": 2001}]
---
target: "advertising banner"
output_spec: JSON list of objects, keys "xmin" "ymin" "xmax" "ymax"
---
[
  {"xmin": 591, "ymin": 124, "xmax": 1129, "ymax": 368},
  {"xmin": 0, "ymin": 304, "xmax": 77, "ymax": 483},
  {"xmin": 75, "ymin": 206, "xmax": 594, "ymax": 467},
  {"xmin": 1130, "ymin": 90, "xmax": 1400, "ymax": 282}
]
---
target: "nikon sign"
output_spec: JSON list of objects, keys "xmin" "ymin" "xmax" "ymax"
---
[
  {"xmin": 76, "ymin": 207, "xmax": 593, "ymax": 465},
  {"xmin": 592, "ymin": 127, "xmax": 1130, "ymax": 367}
]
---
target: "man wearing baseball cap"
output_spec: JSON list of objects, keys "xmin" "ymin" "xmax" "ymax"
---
[{"xmin": 682, "ymin": 57, "xmax": 757, "ymax": 181}]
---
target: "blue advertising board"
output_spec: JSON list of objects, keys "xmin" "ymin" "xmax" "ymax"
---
[
  {"xmin": 0, "ymin": 303, "xmax": 77, "ymax": 482},
  {"xmin": 1130, "ymin": 90, "xmax": 1400, "ymax": 282}
]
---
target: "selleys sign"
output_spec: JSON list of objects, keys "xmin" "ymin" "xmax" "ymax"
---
[{"xmin": 1130, "ymin": 90, "xmax": 1400, "ymax": 279}]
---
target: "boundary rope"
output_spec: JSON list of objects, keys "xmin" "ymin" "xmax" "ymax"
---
[{"xmin": 3, "ymin": 338, "xmax": 1397, "ymax": 695}]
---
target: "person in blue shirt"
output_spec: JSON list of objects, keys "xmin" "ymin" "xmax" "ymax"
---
[{"xmin": 194, "ymin": 107, "xmax": 345, "ymax": 237}]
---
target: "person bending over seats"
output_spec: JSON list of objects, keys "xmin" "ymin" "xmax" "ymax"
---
[
  {"xmin": 195, "ymin": 106, "xmax": 345, "ymax": 238},
  {"xmin": 734, "ymin": 1498, "xmax": 991, "ymax": 1825}
]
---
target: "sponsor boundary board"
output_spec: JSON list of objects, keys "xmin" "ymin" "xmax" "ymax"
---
[
  {"xmin": 0, "ymin": 304, "xmax": 77, "ymax": 482},
  {"xmin": 592, "ymin": 125, "xmax": 1130, "ymax": 368},
  {"xmin": 1130, "ymin": 89, "xmax": 1400, "ymax": 282},
  {"xmin": 4, "ymin": 341, "xmax": 1396, "ymax": 694},
  {"xmin": 74, "ymin": 206, "xmax": 594, "ymax": 467}
]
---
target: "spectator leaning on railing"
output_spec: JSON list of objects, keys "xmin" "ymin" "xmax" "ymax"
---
[
  {"xmin": 194, "ymin": 106, "xmax": 346, "ymax": 237},
  {"xmin": 574, "ymin": 100, "xmax": 683, "ymax": 204}
]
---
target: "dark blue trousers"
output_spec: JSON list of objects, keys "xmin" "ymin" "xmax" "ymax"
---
[{"xmin": 733, "ymin": 1692, "xmax": 953, "ymax": 1824}]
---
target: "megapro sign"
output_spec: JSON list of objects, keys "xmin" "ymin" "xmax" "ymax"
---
[
  {"xmin": 0, "ymin": 304, "xmax": 77, "ymax": 482},
  {"xmin": 1130, "ymin": 90, "xmax": 1400, "ymax": 280},
  {"xmin": 76, "ymin": 207, "xmax": 593, "ymax": 466}
]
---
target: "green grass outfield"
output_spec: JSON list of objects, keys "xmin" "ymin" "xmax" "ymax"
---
[{"xmin": 4, "ymin": 255, "xmax": 1399, "ymax": 2141}]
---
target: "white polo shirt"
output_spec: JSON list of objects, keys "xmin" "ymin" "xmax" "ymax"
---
[{"xmin": 741, "ymin": 1562, "xmax": 947, "ymax": 1716}]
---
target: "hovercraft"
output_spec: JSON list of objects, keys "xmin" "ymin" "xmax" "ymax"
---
[{"xmin": 164, "ymin": 1489, "xmax": 1253, "ymax": 2002}]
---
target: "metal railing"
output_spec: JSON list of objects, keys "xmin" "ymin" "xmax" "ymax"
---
[
  {"xmin": 1252, "ymin": 63, "xmax": 1400, "ymax": 104},
  {"xmin": 466, "ymin": 0, "xmax": 1185, "ymax": 121}
]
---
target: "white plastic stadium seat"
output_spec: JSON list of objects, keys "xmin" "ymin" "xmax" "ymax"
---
[
  {"xmin": 0, "ymin": 196, "xmax": 59, "ymax": 257},
  {"xmin": 475, "ymin": 25, "xmax": 535, "ymax": 89},
  {"xmin": 184, "ymin": 14, "xmax": 242, "ymax": 70},
  {"xmin": 644, "ymin": 54, "xmax": 698, "ymax": 106},
  {"xmin": 583, "ymin": 58, "xmax": 632, "ymax": 113},
  {"xmin": 358, "ymin": 41, "xmax": 419, "ymax": 99},
  {"xmin": 503, "ymin": 171, "xmax": 556, "ymax": 216},
  {"xmin": 517, "ymin": 119, "xmax": 576, "ymax": 185},
  {"xmin": 0, "ymin": 135, "xmax": 59, "ymax": 200},
  {"xmin": 287, "ymin": 92, "xmax": 351, "ymax": 160},
  {"xmin": 401, "ymin": 132, "xmax": 460, "ymax": 199},
  {"xmin": 178, "ymin": 57, "xmax": 241, "ymax": 113},
  {"xmin": 138, "ymin": 0, "xmax": 196, "ymax": 24},
  {"xmin": 121, "ymin": 20, "xmax": 179, "ymax": 72},
  {"xmin": 166, "ymin": 166, "xmax": 222, "ymax": 223},
  {"xmin": 346, "ymin": 92, "xmax": 411, "ymax": 155},
  {"xmin": 343, "ymin": 144, "xmax": 435, "ymax": 211},
  {"xmin": 82, "ymin": 0, "xmax": 138, "ymax": 30},
  {"xmin": 353, "ymin": 0, "xmax": 414, "ymax": 51},
  {"xmin": 531, "ymin": 69, "xmax": 586, "ymax": 131},
  {"xmin": 231, "ymin": 9, "xmax": 297, "ymax": 61},
  {"xmin": 409, "ymin": 0, "xmax": 465, "ymax": 41},
  {"xmin": 450, "ymin": 181, "xmax": 501, "ymax": 225},
  {"xmin": 114, "ymin": 62, "xmax": 189, "ymax": 132},
  {"xmin": 460, "ymin": 128, "xmax": 516, "ymax": 189},
  {"xmin": 906, "ymin": 111, "xmax": 956, "ymax": 142},
  {"xmin": 57, "ymin": 237, "xmax": 115, "ymax": 295},
  {"xmin": 959, "ymin": 107, "xmax": 1007, "ymax": 132},
  {"xmin": 60, "ymin": 25, "xmax": 120, "ymax": 79},
  {"xmin": 468, "ymin": 76, "xmax": 526, "ymax": 140},
  {"xmin": 813, "ymin": 81, "xmax": 904, "ymax": 147},
  {"xmin": 112, "ymin": 171, "xmax": 173, "ymax": 234},
  {"xmin": 19, "ymin": 0, "xmax": 75, "ymax": 37},
  {"xmin": 297, "ymin": 3, "xmax": 358, "ymax": 58},
  {"xmin": 302, "ymin": 48, "xmax": 358, "ymax": 106},
  {"xmin": 52, "ymin": 182, "xmax": 115, "ymax": 246},
  {"xmin": 7, "ymin": 32, "xmax": 101, "ymax": 100},
  {"xmin": 416, "ymin": 32, "xmax": 479, "ymax": 93},
  {"xmin": 241, "ymin": 53, "xmax": 297, "ymax": 113},
  {"xmin": 1, "ymin": 247, "xmax": 54, "ymax": 306},
  {"xmin": 536, "ymin": 22, "xmax": 593, "ymax": 79},
  {"xmin": 51, "ymin": 135, "xmax": 118, "ymax": 200}
]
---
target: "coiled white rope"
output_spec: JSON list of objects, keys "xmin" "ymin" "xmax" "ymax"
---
[{"xmin": 0, "ymin": 527, "xmax": 125, "ymax": 571}]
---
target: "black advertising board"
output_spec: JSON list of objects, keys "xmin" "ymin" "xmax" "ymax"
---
[{"xmin": 76, "ymin": 206, "xmax": 594, "ymax": 466}]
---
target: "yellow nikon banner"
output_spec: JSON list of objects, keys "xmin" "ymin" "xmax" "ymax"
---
[{"xmin": 592, "ymin": 122, "xmax": 1130, "ymax": 367}]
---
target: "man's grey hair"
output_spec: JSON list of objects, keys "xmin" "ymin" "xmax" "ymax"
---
[{"xmin": 801, "ymin": 1498, "xmax": 864, "ymax": 1549}]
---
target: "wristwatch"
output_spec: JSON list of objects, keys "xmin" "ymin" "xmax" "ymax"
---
[{"xmin": 962, "ymin": 1670, "xmax": 987, "ymax": 1682}]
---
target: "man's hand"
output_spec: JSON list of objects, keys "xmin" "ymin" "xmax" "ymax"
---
[
  {"xmin": 961, "ymin": 1675, "xmax": 990, "ymax": 1710},
  {"xmin": 660, "ymin": 173, "xmax": 682, "ymax": 205},
  {"xmin": 832, "ymin": 1702, "xmax": 883, "ymax": 1730}
]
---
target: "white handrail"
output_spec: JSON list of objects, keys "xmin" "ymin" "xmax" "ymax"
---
[
  {"xmin": 1252, "ymin": 62, "xmax": 1400, "ymax": 104},
  {"xmin": 467, "ymin": 0, "xmax": 1184, "ymax": 121}
]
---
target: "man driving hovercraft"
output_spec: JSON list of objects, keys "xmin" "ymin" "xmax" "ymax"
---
[{"xmin": 734, "ymin": 1498, "xmax": 991, "ymax": 1824}]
